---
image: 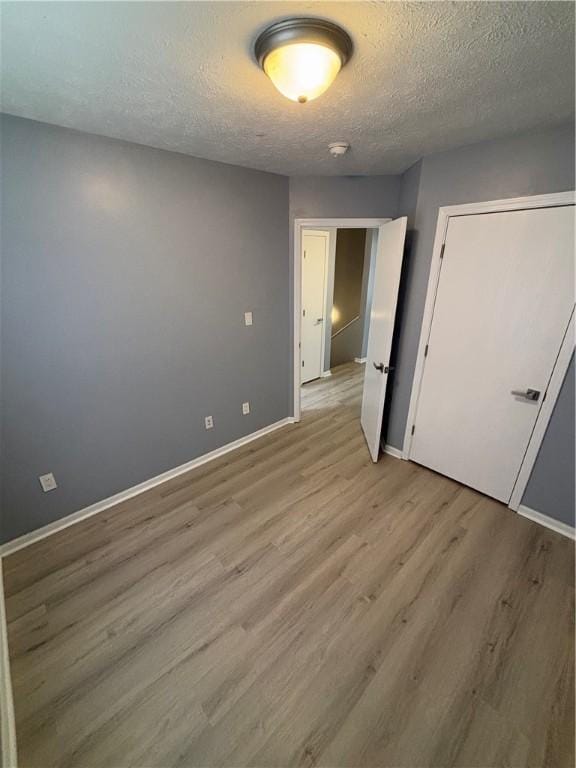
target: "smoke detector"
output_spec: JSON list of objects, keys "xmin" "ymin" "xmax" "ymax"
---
[{"xmin": 328, "ymin": 141, "xmax": 350, "ymax": 158}]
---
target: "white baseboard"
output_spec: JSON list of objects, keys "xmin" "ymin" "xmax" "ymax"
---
[
  {"xmin": 320, "ymin": 370, "xmax": 332, "ymax": 378},
  {"xmin": 0, "ymin": 563, "xmax": 17, "ymax": 768},
  {"xmin": 383, "ymin": 444, "xmax": 406, "ymax": 460},
  {"xmin": 0, "ymin": 417, "xmax": 294, "ymax": 558},
  {"xmin": 517, "ymin": 505, "xmax": 575, "ymax": 541},
  {"xmin": 354, "ymin": 357, "xmax": 367, "ymax": 364}
]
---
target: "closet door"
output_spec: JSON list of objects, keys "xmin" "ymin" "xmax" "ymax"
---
[{"xmin": 411, "ymin": 205, "xmax": 574, "ymax": 502}]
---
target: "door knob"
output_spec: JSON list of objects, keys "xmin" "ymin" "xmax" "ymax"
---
[
  {"xmin": 315, "ymin": 318, "xmax": 324, "ymax": 325},
  {"xmin": 511, "ymin": 388, "xmax": 540, "ymax": 402},
  {"xmin": 373, "ymin": 362, "xmax": 384, "ymax": 373}
]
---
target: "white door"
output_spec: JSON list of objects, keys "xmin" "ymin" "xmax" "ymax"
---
[
  {"xmin": 361, "ymin": 218, "xmax": 407, "ymax": 461},
  {"xmin": 411, "ymin": 205, "xmax": 574, "ymax": 502},
  {"xmin": 301, "ymin": 231, "xmax": 328, "ymax": 383}
]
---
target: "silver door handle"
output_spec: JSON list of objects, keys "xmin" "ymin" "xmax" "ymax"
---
[
  {"xmin": 315, "ymin": 318, "xmax": 323, "ymax": 325},
  {"xmin": 373, "ymin": 362, "xmax": 384, "ymax": 372},
  {"xmin": 511, "ymin": 388, "xmax": 540, "ymax": 402}
]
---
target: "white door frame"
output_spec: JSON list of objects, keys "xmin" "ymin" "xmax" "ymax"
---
[
  {"xmin": 403, "ymin": 190, "xmax": 575, "ymax": 512},
  {"xmin": 294, "ymin": 218, "xmax": 391, "ymax": 422}
]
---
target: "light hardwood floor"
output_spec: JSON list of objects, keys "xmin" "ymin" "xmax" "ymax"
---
[{"xmin": 4, "ymin": 361, "xmax": 574, "ymax": 767}]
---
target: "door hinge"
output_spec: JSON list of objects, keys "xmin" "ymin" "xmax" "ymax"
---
[
  {"xmin": 424, "ymin": 344, "xmax": 429, "ymax": 357},
  {"xmin": 302, "ymin": 360, "xmax": 305, "ymax": 367},
  {"xmin": 440, "ymin": 243, "xmax": 445, "ymax": 259},
  {"xmin": 303, "ymin": 250, "xmax": 307, "ymax": 259},
  {"xmin": 542, "ymin": 390, "xmax": 547, "ymax": 403},
  {"xmin": 303, "ymin": 308, "xmax": 306, "ymax": 316},
  {"xmin": 411, "ymin": 425, "xmax": 415, "ymax": 436}
]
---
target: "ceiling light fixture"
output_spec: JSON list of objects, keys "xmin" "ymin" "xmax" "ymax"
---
[{"xmin": 255, "ymin": 18, "xmax": 353, "ymax": 104}]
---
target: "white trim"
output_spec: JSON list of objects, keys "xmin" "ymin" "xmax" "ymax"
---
[
  {"xmin": 0, "ymin": 563, "xmax": 17, "ymax": 768},
  {"xmin": 383, "ymin": 444, "xmax": 405, "ymax": 460},
  {"xmin": 294, "ymin": 218, "xmax": 391, "ymax": 422},
  {"xmin": 354, "ymin": 357, "xmax": 367, "ymax": 364},
  {"xmin": 320, "ymin": 370, "xmax": 332, "ymax": 378},
  {"xmin": 0, "ymin": 417, "xmax": 294, "ymax": 558},
  {"xmin": 403, "ymin": 191, "xmax": 576, "ymax": 496},
  {"xmin": 517, "ymin": 505, "xmax": 575, "ymax": 541},
  {"xmin": 509, "ymin": 310, "xmax": 574, "ymax": 510}
]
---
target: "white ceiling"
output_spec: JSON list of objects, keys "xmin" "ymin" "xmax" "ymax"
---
[{"xmin": 1, "ymin": 1, "xmax": 574, "ymax": 176}]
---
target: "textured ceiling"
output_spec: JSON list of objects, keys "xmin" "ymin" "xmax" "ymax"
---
[{"xmin": 1, "ymin": 1, "xmax": 574, "ymax": 175}]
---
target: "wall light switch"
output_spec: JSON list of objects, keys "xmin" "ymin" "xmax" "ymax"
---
[
  {"xmin": 204, "ymin": 415, "xmax": 214, "ymax": 430},
  {"xmin": 39, "ymin": 473, "xmax": 57, "ymax": 492},
  {"xmin": 242, "ymin": 402, "xmax": 250, "ymax": 415},
  {"xmin": 244, "ymin": 311, "xmax": 253, "ymax": 326}
]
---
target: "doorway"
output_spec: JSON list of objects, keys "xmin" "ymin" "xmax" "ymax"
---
[
  {"xmin": 300, "ymin": 227, "xmax": 375, "ymax": 383},
  {"xmin": 294, "ymin": 217, "xmax": 407, "ymax": 463}
]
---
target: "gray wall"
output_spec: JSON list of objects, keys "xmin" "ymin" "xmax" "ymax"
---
[
  {"xmin": 331, "ymin": 229, "xmax": 366, "ymax": 335},
  {"xmin": 0, "ymin": 115, "xmax": 289, "ymax": 542},
  {"xmin": 360, "ymin": 230, "xmax": 377, "ymax": 359},
  {"xmin": 397, "ymin": 160, "xmax": 422, "ymax": 229},
  {"xmin": 382, "ymin": 160, "xmax": 422, "ymax": 443},
  {"xmin": 331, "ymin": 229, "xmax": 377, "ymax": 367},
  {"xmin": 522, "ymin": 355, "xmax": 575, "ymax": 526},
  {"xmin": 289, "ymin": 176, "xmax": 401, "ymax": 221},
  {"xmin": 389, "ymin": 121, "xmax": 575, "ymax": 524},
  {"xmin": 330, "ymin": 324, "xmax": 362, "ymax": 369}
]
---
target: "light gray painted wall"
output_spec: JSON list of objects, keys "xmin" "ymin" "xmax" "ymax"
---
[
  {"xmin": 289, "ymin": 176, "xmax": 401, "ymax": 221},
  {"xmin": 397, "ymin": 160, "xmax": 422, "ymax": 230},
  {"xmin": 330, "ymin": 323, "xmax": 362, "ymax": 369},
  {"xmin": 360, "ymin": 230, "xmax": 377, "ymax": 359},
  {"xmin": 0, "ymin": 114, "xmax": 289, "ymax": 543},
  {"xmin": 330, "ymin": 228, "xmax": 374, "ymax": 368},
  {"xmin": 382, "ymin": 160, "xmax": 422, "ymax": 442},
  {"xmin": 389, "ymin": 122, "xmax": 575, "ymax": 525},
  {"xmin": 522, "ymin": 355, "xmax": 575, "ymax": 526},
  {"xmin": 325, "ymin": 228, "xmax": 374, "ymax": 370},
  {"xmin": 331, "ymin": 229, "xmax": 366, "ymax": 334},
  {"xmin": 330, "ymin": 228, "xmax": 366, "ymax": 369}
]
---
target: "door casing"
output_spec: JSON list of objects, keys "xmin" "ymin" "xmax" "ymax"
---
[
  {"xmin": 403, "ymin": 191, "xmax": 575, "ymax": 515},
  {"xmin": 293, "ymin": 218, "xmax": 391, "ymax": 422}
]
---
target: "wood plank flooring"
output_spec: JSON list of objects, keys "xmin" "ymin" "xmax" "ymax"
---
[{"xmin": 4, "ymin": 361, "xmax": 574, "ymax": 767}]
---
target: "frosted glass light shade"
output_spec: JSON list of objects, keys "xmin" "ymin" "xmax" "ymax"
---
[
  {"xmin": 263, "ymin": 42, "xmax": 342, "ymax": 103},
  {"xmin": 254, "ymin": 18, "xmax": 352, "ymax": 105}
]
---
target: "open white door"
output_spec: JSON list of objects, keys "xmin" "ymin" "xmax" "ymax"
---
[{"xmin": 361, "ymin": 218, "xmax": 407, "ymax": 461}]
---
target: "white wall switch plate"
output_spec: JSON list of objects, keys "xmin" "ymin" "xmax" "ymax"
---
[
  {"xmin": 244, "ymin": 311, "xmax": 253, "ymax": 326},
  {"xmin": 39, "ymin": 472, "xmax": 57, "ymax": 492},
  {"xmin": 204, "ymin": 415, "xmax": 214, "ymax": 430},
  {"xmin": 242, "ymin": 401, "xmax": 250, "ymax": 415}
]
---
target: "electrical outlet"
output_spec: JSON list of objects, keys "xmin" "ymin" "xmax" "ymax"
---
[
  {"xmin": 39, "ymin": 473, "xmax": 58, "ymax": 492},
  {"xmin": 242, "ymin": 401, "xmax": 250, "ymax": 415},
  {"xmin": 204, "ymin": 415, "xmax": 214, "ymax": 430},
  {"xmin": 244, "ymin": 311, "xmax": 253, "ymax": 326}
]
